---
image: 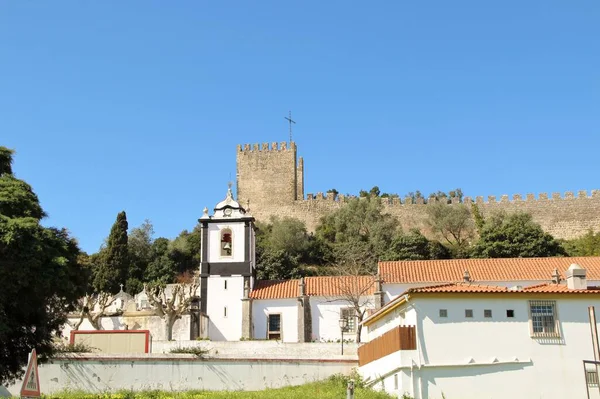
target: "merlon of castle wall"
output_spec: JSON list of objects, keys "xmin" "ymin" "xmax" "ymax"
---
[
  {"xmin": 299, "ymin": 190, "xmax": 600, "ymax": 206},
  {"xmin": 237, "ymin": 141, "xmax": 297, "ymax": 152}
]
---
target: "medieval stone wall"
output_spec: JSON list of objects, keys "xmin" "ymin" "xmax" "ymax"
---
[{"xmin": 236, "ymin": 142, "xmax": 600, "ymax": 240}]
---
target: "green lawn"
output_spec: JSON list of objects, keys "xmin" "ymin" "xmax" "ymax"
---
[{"xmin": 40, "ymin": 375, "xmax": 395, "ymax": 399}]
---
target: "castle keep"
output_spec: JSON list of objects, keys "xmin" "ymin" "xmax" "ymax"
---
[{"xmin": 236, "ymin": 141, "xmax": 600, "ymax": 240}]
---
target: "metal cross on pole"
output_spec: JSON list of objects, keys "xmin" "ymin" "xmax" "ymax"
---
[{"xmin": 284, "ymin": 111, "xmax": 296, "ymax": 143}]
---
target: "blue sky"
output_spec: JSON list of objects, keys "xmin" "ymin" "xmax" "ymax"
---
[{"xmin": 1, "ymin": 1, "xmax": 599, "ymax": 253}]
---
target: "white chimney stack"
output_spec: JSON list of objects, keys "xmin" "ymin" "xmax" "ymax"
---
[{"xmin": 566, "ymin": 263, "xmax": 587, "ymax": 290}]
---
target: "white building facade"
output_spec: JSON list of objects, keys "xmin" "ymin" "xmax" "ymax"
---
[{"xmin": 359, "ymin": 264, "xmax": 600, "ymax": 399}]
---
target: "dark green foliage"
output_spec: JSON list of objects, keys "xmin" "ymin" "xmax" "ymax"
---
[
  {"xmin": 316, "ymin": 197, "xmax": 399, "ymax": 272},
  {"xmin": 145, "ymin": 237, "xmax": 177, "ymax": 284},
  {"xmin": 0, "ymin": 147, "xmax": 14, "ymax": 176},
  {"xmin": 562, "ymin": 230, "xmax": 600, "ymax": 256},
  {"xmin": 472, "ymin": 212, "xmax": 566, "ymax": 258},
  {"xmin": 169, "ymin": 224, "xmax": 202, "ymax": 275},
  {"xmin": 0, "ymin": 176, "xmax": 45, "ymax": 219},
  {"xmin": 383, "ymin": 230, "xmax": 451, "ymax": 261},
  {"xmin": 0, "ymin": 149, "xmax": 86, "ymax": 384},
  {"xmin": 256, "ymin": 217, "xmax": 322, "ymax": 280},
  {"xmin": 92, "ymin": 211, "xmax": 129, "ymax": 293}
]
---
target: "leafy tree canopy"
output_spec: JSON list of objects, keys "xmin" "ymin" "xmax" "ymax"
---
[
  {"xmin": 426, "ymin": 202, "xmax": 475, "ymax": 257},
  {"xmin": 0, "ymin": 146, "xmax": 86, "ymax": 384},
  {"xmin": 382, "ymin": 229, "xmax": 451, "ymax": 261},
  {"xmin": 471, "ymin": 211, "xmax": 566, "ymax": 258},
  {"xmin": 256, "ymin": 217, "xmax": 322, "ymax": 280},
  {"xmin": 316, "ymin": 197, "xmax": 399, "ymax": 272},
  {"xmin": 562, "ymin": 230, "xmax": 600, "ymax": 256}
]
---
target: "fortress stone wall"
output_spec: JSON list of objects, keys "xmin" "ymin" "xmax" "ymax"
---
[{"xmin": 236, "ymin": 142, "xmax": 600, "ymax": 240}]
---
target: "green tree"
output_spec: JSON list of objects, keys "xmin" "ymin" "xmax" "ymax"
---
[
  {"xmin": 472, "ymin": 211, "xmax": 566, "ymax": 258},
  {"xmin": 145, "ymin": 237, "xmax": 177, "ymax": 285},
  {"xmin": 256, "ymin": 217, "xmax": 321, "ymax": 280},
  {"xmin": 383, "ymin": 229, "xmax": 451, "ymax": 261},
  {"xmin": 562, "ymin": 230, "xmax": 600, "ymax": 256},
  {"xmin": 0, "ymin": 147, "xmax": 86, "ymax": 384},
  {"xmin": 93, "ymin": 211, "xmax": 129, "ymax": 293},
  {"xmin": 127, "ymin": 220, "xmax": 155, "ymax": 293},
  {"xmin": 316, "ymin": 197, "xmax": 399, "ymax": 272},
  {"xmin": 169, "ymin": 224, "xmax": 202, "ymax": 276},
  {"xmin": 426, "ymin": 202, "xmax": 475, "ymax": 257}
]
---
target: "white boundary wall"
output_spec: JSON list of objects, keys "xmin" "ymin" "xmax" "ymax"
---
[{"xmin": 5, "ymin": 354, "xmax": 357, "ymax": 395}]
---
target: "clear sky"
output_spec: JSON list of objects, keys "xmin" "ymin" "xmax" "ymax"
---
[{"xmin": 1, "ymin": 1, "xmax": 599, "ymax": 254}]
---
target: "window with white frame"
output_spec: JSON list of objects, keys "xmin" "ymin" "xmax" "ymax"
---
[
  {"xmin": 341, "ymin": 307, "xmax": 357, "ymax": 333},
  {"xmin": 529, "ymin": 300, "xmax": 559, "ymax": 337}
]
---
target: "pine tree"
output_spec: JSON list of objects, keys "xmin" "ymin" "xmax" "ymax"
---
[{"xmin": 93, "ymin": 211, "xmax": 129, "ymax": 293}]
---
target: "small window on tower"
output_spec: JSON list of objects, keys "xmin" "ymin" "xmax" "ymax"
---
[
  {"xmin": 221, "ymin": 228, "xmax": 232, "ymax": 257},
  {"xmin": 224, "ymin": 280, "xmax": 228, "ymax": 290}
]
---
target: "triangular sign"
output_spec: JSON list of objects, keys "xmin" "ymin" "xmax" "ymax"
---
[{"xmin": 20, "ymin": 349, "xmax": 40, "ymax": 398}]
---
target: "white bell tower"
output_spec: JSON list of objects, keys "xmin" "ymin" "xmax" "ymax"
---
[{"xmin": 198, "ymin": 184, "xmax": 256, "ymax": 341}]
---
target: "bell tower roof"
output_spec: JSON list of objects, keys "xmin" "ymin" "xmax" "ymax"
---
[
  {"xmin": 204, "ymin": 183, "xmax": 251, "ymax": 221},
  {"xmin": 214, "ymin": 183, "xmax": 243, "ymax": 211}
]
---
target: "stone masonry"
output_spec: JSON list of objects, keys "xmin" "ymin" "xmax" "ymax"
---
[{"xmin": 236, "ymin": 141, "xmax": 600, "ymax": 240}]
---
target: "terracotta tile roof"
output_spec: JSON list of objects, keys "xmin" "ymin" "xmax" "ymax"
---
[
  {"xmin": 362, "ymin": 281, "xmax": 600, "ymax": 326},
  {"xmin": 379, "ymin": 257, "xmax": 600, "ymax": 283},
  {"xmin": 250, "ymin": 276, "xmax": 377, "ymax": 299},
  {"xmin": 405, "ymin": 282, "xmax": 600, "ymax": 295},
  {"xmin": 250, "ymin": 280, "xmax": 299, "ymax": 299}
]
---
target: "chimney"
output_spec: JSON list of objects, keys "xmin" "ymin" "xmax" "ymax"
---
[
  {"xmin": 463, "ymin": 270, "xmax": 471, "ymax": 283},
  {"xmin": 566, "ymin": 263, "xmax": 587, "ymax": 290}
]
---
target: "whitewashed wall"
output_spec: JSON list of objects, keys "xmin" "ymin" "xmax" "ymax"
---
[
  {"xmin": 5, "ymin": 355, "xmax": 357, "ymax": 395},
  {"xmin": 207, "ymin": 222, "xmax": 246, "ymax": 263},
  {"xmin": 361, "ymin": 295, "xmax": 600, "ymax": 399},
  {"xmin": 206, "ymin": 276, "xmax": 243, "ymax": 341},
  {"xmin": 63, "ymin": 314, "xmax": 192, "ymax": 342},
  {"xmin": 310, "ymin": 297, "xmax": 373, "ymax": 342},
  {"xmin": 253, "ymin": 299, "xmax": 298, "ymax": 342}
]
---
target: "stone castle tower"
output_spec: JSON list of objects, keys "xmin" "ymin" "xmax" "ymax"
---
[
  {"xmin": 236, "ymin": 141, "xmax": 304, "ymax": 208},
  {"xmin": 236, "ymin": 141, "xmax": 600, "ymax": 240}
]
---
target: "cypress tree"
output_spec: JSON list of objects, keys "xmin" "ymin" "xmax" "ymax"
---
[{"xmin": 93, "ymin": 211, "xmax": 129, "ymax": 293}]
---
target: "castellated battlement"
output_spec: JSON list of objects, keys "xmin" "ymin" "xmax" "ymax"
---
[
  {"xmin": 237, "ymin": 141, "xmax": 297, "ymax": 152},
  {"xmin": 236, "ymin": 141, "xmax": 600, "ymax": 240},
  {"xmin": 303, "ymin": 190, "xmax": 600, "ymax": 206}
]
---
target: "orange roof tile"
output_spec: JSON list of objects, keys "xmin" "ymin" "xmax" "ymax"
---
[
  {"xmin": 379, "ymin": 257, "xmax": 600, "ymax": 284},
  {"xmin": 250, "ymin": 276, "xmax": 377, "ymax": 299},
  {"xmin": 250, "ymin": 280, "xmax": 299, "ymax": 299},
  {"xmin": 362, "ymin": 281, "xmax": 600, "ymax": 326},
  {"xmin": 405, "ymin": 282, "xmax": 600, "ymax": 295}
]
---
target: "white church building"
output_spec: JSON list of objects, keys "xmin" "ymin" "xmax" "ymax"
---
[{"xmin": 196, "ymin": 186, "xmax": 376, "ymax": 343}]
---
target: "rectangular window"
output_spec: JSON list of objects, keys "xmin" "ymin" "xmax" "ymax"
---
[
  {"xmin": 506, "ymin": 309, "xmax": 515, "ymax": 318},
  {"xmin": 224, "ymin": 280, "xmax": 228, "ymax": 290},
  {"xmin": 529, "ymin": 300, "xmax": 559, "ymax": 337},
  {"xmin": 267, "ymin": 314, "xmax": 282, "ymax": 340},
  {"xmin": 465, "ymin": 309, "xmax": 473, "ymax": 318},
  {"xmin": 341, "ymin": 307, "xmax": 357, "ymax": 333},
  {"xmin": 394, "ymin": 373, "xmax": 398, "ymax": 390},
  {"xmin": 223, "ymin": 307, "xmax": 228, "ymax": 317},
  {"xmin": 439, "ymin": 309, "xmax": 448, "ymax": 318},
  {"xmin": 484, "ymin": 309, "xmax": 492, "ymax": 318}
]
